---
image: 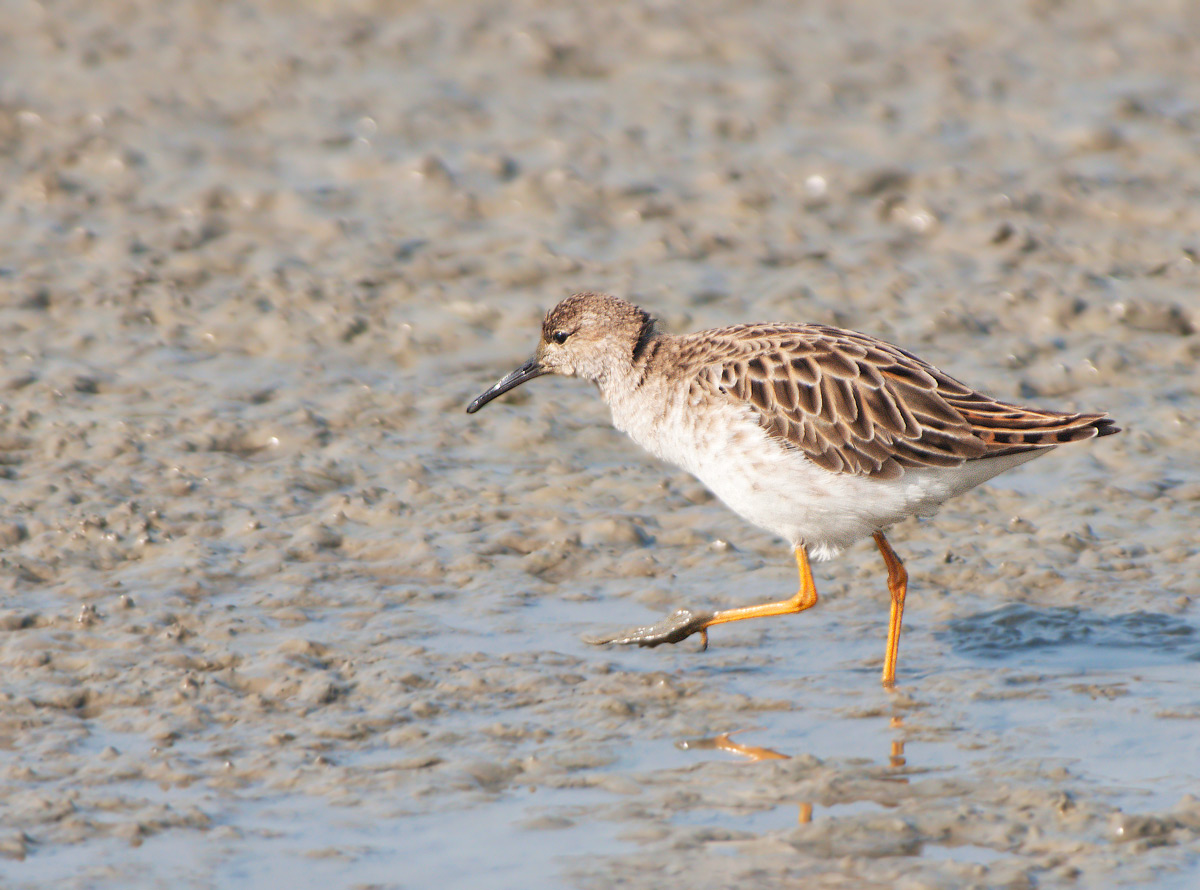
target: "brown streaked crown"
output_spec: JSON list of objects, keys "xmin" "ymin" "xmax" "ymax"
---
[
  {"xmin": 534, "ymin": 293, "xmax": 658, "ymax": 381},
  {"xmin": 541, "ymin": 293, "xmax": 653, "ymax": 345}
]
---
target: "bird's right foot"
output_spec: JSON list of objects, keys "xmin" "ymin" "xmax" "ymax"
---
[{"xmin": 582, "ymin": 608, "xmax": 716, "ymax": 649}]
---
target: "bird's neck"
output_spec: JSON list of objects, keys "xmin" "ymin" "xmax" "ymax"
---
[{"xmin": 596, "ymin": 328, "xmax": 671, "ymax": 408}]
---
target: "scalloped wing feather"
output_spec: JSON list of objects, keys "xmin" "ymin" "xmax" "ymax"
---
[{"xmin": 678, "ymin": 324, "xmax": 1119, "ymax": 479}]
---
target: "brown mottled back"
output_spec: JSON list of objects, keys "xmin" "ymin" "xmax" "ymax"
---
[{"xmin": 675, "ymin": 323, "xmax": 1119, "ymax": 480}]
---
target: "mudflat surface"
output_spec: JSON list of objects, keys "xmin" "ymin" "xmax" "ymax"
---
[{"xmin": 1, "ymin": 1, "xmax": 1199, "ymax": 887}]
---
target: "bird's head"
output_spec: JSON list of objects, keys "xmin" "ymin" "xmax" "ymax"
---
[{"xmin": 466, "ymin": 293, "xmax": 655, "ymax": 413}]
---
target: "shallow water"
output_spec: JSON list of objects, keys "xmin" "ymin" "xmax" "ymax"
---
[{"xmin": 2, "ymin": 0, "xmax": 1200, "ymax": 887}]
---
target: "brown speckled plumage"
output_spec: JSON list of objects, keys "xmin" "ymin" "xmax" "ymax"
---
[{"xmin": 662, "ymin": 323, "xmax": 1118, "ymax": 480}]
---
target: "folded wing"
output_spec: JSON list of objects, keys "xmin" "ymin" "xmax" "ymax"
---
[{"xmin": 683, "ymin": 324, "xmax": 1118, "ymax": 480}]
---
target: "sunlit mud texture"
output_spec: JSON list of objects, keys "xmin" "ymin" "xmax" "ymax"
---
[{"xmin": 1, "ymin": 0, "xmax": 1199, "ymax": 888}]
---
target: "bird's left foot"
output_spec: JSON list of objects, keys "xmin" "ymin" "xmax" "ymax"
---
[{"xmin": 583, "ymin": 608, "xmax": 716, "ymax": 649}]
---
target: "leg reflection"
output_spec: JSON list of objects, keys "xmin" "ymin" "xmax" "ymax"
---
[
  {"xmin": 890, "ymin": 716, "xmax": 907, "ymax": 768},
  {"xmin": 677, "ymin": 730, "xmax": 788, "ymax": 762},
  {"xmin": 677, "ymin": 718, "xmax": 910, "ymax": 824}
]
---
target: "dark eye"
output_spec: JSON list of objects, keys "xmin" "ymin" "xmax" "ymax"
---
[{"xmin": 552, "ymin": 330, "xmax": 570, "ymax": 345}]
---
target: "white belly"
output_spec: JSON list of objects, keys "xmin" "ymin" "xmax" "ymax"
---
[{"xmin": 616, "ymin": 398, "xmax": 1044, "ymax": 560}]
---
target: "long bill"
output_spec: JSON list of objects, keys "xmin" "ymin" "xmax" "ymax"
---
[{"xmin": 465, "ymin": 357, "xmax": 547, "ymax": 413}]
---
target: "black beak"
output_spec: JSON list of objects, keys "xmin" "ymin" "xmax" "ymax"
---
[{"xmin": 466, "ymin": 357, "xmax": 547, "ymax": 413}]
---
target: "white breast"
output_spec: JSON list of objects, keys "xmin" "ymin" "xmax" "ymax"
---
[{"xmin": 607, "ymin": 384, "xmax": 1047, "ymax": 560}]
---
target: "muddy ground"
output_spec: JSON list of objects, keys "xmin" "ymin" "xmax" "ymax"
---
[{"xmin": 1, "ymin": 0, "xmax": 1199, "ymax": 887}]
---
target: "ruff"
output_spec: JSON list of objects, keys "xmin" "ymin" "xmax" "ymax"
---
[{"xmin": 466, "ymin": 293, "xmax": 1118, "ymax": 686}]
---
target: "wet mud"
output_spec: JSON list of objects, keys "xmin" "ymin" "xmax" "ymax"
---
[{"xmin": 1, "ymin": 0, "xmax": 1199, "ymax": 887}]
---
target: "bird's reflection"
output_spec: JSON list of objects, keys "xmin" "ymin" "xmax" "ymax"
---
[{"xmin": 677, "ymin": 717, "xmax": 908, "ymax": 824}]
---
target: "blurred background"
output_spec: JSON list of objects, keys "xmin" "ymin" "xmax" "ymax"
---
[{"xmin": 1, "ymin": 1, "xmax": 1198, "ymax": 887}]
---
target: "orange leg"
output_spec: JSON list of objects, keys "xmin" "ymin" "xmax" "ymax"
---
[
  {"xmin": 585, "ymin": 546, "xmax": 818, "ymax": 649},
  {"xmin": 700, "ymin": 545, "xmax": 819, "ymax": 631},
  {"xmin": 873, "ymin": 531, "xmax": 909, "ymax": 688}
]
